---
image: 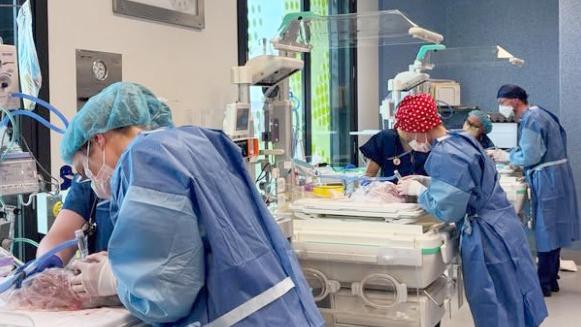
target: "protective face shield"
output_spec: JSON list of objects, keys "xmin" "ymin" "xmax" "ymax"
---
[
  {"xmin": 408, "ymin": 133, "xmax": 431, "ymax": 153},
  {"xmin": 82, "ymin": 141, "xmax": 114, "ymax": 199}
]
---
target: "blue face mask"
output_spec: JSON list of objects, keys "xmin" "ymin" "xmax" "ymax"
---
[{"xmin": 16, "ymin": 0, "xmax": 42, "ymax": 109}]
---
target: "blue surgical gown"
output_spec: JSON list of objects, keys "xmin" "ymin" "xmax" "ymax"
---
[
  {"xmin": 419, "ymin": 131, "xmax": 547, "ymax": 327},
  {"xmin": 359, "ymin": 129, "xmax": 428, "ymax": 177},
  {"xmin": 509, "ymin": 106, "xmax": 580, "ymax": 252},
  {"xmin": 107, "ymin": 127, "xmax": 324, "ymax": 327},
  {"xmin": 62, "ymin": 177, "xmax": 113, "ymax": 253}
]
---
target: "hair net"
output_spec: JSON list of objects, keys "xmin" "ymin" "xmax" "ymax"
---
[
  {"xmin": 468, "ymin": 110, "xmax": 493, "ymax": 134},
  {"xmin": 497, "ymin": 84, "xmax": 528, "ymax": 102},
  {"xmin": 394, "ymin": 93, "xmax": 441, "ymax": 133},
  {"xmin": 60, "ymin": 82, "xmax": 174, "ymax": 164}
]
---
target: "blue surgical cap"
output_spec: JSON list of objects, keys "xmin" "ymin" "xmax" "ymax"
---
[
  {"xmin": 468, "ymin": 110, "xmax": 493, "ymax": 134},
  {"xmin": 60, "ymin": 82, "xmax": 174, "ymax": 164},
  {"xmin": 497, "ymin": 84, "xmax": 528, "ymax": 102}
]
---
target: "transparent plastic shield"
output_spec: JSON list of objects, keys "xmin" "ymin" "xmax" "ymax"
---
[
  {"xmin": 275, "ymin": 10, "xmax": 443, "ymax": 51},
  {"xmin": 426, "ymin": 45, "xmax": 525, "ymax": 67}
]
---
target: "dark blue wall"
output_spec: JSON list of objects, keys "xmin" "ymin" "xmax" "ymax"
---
[
  {"xmin": 379, "ymin": 0, "xmax": 581, "ymax": 250},
  {"xmin": 560, "ymin": 0, "xmax": 581, "ymax": 250},
  {"xmin": 379, "ymin": 0, "xmax": 559, "ymax": 114},
  {"xmin": 378, "ymin": 1, "xmax": 446, "ymax": 103}
]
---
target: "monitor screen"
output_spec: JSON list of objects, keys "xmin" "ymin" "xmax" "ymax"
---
[
  {"xmin": 489, "ymin": 123, "xmax": 518, "ymax": 149},
  {"xmin": 236, "ymin": 108, "xmax": 249, "ymax": 131}
]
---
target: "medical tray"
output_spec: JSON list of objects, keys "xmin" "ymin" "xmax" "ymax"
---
[{"xmin": 291, "ymin": 198, "xmax": 429, "ymax": 223}]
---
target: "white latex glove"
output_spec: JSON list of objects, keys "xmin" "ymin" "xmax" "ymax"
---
[
  {"xmin": 486, "ymin": 149, "xmax": 510, "ymax": 163},
  {"xmin": 70, "ymin": 252, "xmax": 117, "ymax": 298},
  {"xmin": 401, "ymin": 175, "xmax": 431, "ymax": 187},
  {"xmin": 396, "ymin": 180, "xmax": 427, "ymax": 197}
]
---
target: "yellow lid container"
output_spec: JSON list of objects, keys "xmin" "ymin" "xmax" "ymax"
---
[{"xmin": 312, "ymin": 184, "xmax": 345, "ymax": 198}]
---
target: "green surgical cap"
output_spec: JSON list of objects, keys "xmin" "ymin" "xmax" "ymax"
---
[
  {"xmin": 60, "ymin": 82, "xmax": 174, "ymax": 164},
  {"xmin": 468, "ymin": 110, "xmax": 492, "ymax": 134}
]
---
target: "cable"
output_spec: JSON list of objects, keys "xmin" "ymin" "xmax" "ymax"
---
[
  {"xmin": 10, "ymin": 92, "xmax": 69, "ymax": 127},
  {"xmin": 255, "ymin": 162, "xmax": 271, "ymax": 183},
  {"xmin": 0, "ymin": 105, "xmax": 18, "ymax": 161},
  {"xmin": 20, "ymin": 136, "xmax": 61, "ymax": 192},
  {"xmin": 0, "ymin": 105, "xmax": 17, "ymax": 143}
]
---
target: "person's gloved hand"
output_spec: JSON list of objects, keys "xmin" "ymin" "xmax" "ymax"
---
[
  {"xmin": 401, "ymin": 175, "xmax": 431, "ymax": 187},
  {"xmin": 359, "ymin": 176, "xmax": 372, "ymax": 187},
  {"xmin": 29, "ymin": 255, "xmax": 63, "ymax": 277},
  {"xmin": 486, "ymin": 149, "xmax": 510, "ymax": 163},
  {"xmin": 70, "ymin": 252, "xmax": 117, "ymax": 298},
  {"xmin": 36, "ymin": 254, "xmax": 64, "ymax": 272},
  {"xmin": 396, "ymin": 180, "xmax": 427, "ymax": 197}
]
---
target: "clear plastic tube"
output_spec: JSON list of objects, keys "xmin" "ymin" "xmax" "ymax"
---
[
  {"xmin": 10, "ymin": 238, "xmax": 39, "ymax": 248},
  {"xmin": 75, "ymin": 229, "xmax": 88, "ymax": 260},
  {"xmin": 0, "ymin": 105, "xmax": 18, "ymax": 161}
]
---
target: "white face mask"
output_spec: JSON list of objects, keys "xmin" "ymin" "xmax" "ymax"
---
[
  {"xmin": 498, "ymin": 105, "xmax": 514, "ymax": 119},
  {"xmin": 408, "ymin": 134, "xmax": 431, "ymax": 153},
  {"xmin": 84, "ymin": 142, "xmax": 114, "ymax": 199}
]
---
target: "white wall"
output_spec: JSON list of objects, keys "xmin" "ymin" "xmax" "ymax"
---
[
  {"xmin": 357, "ymin": 0, "xmax": 380, "ymax": 163},
  {"xmin": 47, "ymin": 0, "xmax": 237, "ymax": 174}
]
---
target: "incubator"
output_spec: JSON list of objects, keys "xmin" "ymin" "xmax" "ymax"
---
[{"xmin": 290, "ymin": 194, "xmax": 460, "ymax": 327}]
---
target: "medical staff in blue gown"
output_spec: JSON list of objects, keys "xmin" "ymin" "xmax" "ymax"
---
[
  {"xmin": 488, "ymin": 84, "xmax": 580, "ymax": 297},
  {"xmin": 359, "ymin": 128, "xmax": 428, "ymax": 178},
  {"xmin": 36, "ymin": 90, "xmax": 173, "ymax": 272},
  {"xmin": 60, "ymin": 82, "xmax": 324, "ymax": 327},
  {"xmin": 396, "ymin": 93, "xmax": 547, "ymax": 327},
  {"xmin": 463, "ymin": 110, "xmax": 495, "ymax": 149}
]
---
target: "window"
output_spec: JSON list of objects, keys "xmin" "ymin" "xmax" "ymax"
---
[
  {"xmin": 239, "ymin": 0, "xmax": 357, "ymax": 167},
  {"xmin": 0, "ymin": 0, "xmax": 18, "ymax": 45}
]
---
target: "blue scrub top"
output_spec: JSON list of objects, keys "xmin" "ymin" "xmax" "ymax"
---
[
  {"xmin": 359, "ymin": 129, "xmax": 428, "ymax": 177},
  {"xmin": 478, "ymin": 134, "xmax": 495, "ymax": 149},
  {"xmin": 62, "ymin": 177, "xmax": 114, "ymax": 253}
]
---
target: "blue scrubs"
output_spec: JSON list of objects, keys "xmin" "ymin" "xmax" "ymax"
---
[
  {"xmin": 108, "ymin": 127, "xmax": 323, "ymax": 326},
  {"xmin": 419, "ymin": 131, "xmax": 547, "ymax": 327},
  {"xmin": 477, "ymin": 134, "xmax": 495, "ymax": 149},
  {"xmin": 63, "ymin": 177, "xmax": 113, "ymax": 253},
  {"xmin": 359, "ymin": 129, "xmax": 428, "ymax": 177},
  {"xmin": 509, "ymin": 106, "xmax": 580, "ymax": 293}
]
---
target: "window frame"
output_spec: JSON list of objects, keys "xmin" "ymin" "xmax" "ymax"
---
[{"xmin": 237, "ymin": 0, "xmax": 359, "ymax": 165}]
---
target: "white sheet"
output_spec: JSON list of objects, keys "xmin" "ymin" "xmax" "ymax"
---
[{"xmin": 0, "ymin": 307, "xmax": 142, "ymax": 327}]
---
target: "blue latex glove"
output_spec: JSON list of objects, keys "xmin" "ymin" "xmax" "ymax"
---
[
  {"xmin": 13, "ymin": 255, "xmax": 64, "ymax": 289},
  {"xmin": 359, "ymin": 177, "xmax": 372, "ymax": 187},
  {"xmin": 35, "ymin": 254, "xmax": 64, "ymax": 272}
]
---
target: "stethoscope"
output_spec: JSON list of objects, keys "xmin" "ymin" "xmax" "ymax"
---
[
  {"xmin": 387, "ymin": 150, "xmax": 412, "ymax": 167},
  {"xmin": 77, "ymin": 177, "xmax": 99, "ymax": 238}
]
